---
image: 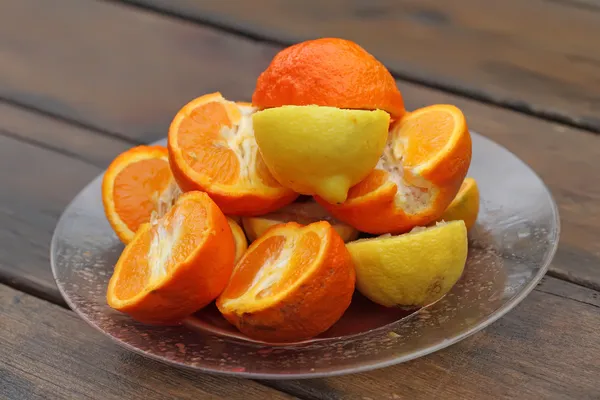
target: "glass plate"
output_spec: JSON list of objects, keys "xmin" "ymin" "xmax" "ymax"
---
[{"xmin": 50, "ymin": 132, "xmax": 559, "ymax": 379}]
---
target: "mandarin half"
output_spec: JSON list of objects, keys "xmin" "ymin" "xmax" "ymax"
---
[
  {"xmin": 217, "ymin": 221, "xmax": 356, "ymax": 343},
  {"xmin": 107, "ymin": 191, "xmax": 235, "ymax": 325},
  {"xmin": 318, "ymin": 104, "xmax": 472, "ymax": 234},
  {"xmin": 168, "ymin": 92, "xmax": 298, "ymax": 216},
  {"xmin": 102, "ymin": 145, "xmax": 180, "ymax": 243}
]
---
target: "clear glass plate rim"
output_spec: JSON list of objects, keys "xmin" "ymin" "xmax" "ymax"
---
[{"xmin": 49, "ymin": 130, "xmax": 561, "ymax": 379}]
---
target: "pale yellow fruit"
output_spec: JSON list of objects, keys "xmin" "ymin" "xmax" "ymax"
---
[
  {"xmin": 346, "ymin": 220, "xmax": 468, "ymax": 307},
  {"xmin": 252, "ymin": 105, "xmax": 390, "ymax": 204},
  {"xmin": 436, "ymin": 177, "xmax": 479, "ymax": 230},
  {"xmin": 227, "ymin": 217, "xmax": 248, "ymax": 263},
  {"xmin": 242, "ymin": 200, "xmax": 359, "ymax": 243}
]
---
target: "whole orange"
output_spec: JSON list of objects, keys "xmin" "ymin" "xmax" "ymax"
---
[{"xmin": 252, "ymin": 38, "xmax": 405, "ymax": 118}]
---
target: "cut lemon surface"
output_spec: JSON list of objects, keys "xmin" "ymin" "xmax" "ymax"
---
[
  {"xmin": 437, "ymin": 177, "xmax": 480, "ymax": 229},
  {"xmin": 318, "ymin": 104, "xmax": 472, "ymax": 234},
  {"xmin": 102, "ymin": 145, "xmax": 180, "ymax": 243},
  {"xmin": 242, "ymin": 200, "xmax": 358, "ymax": 243},
  {"xmin": 107, "ymin": 191, "xmax": 235, "ymax": 325},
  {"xmin": 217, "ymin": 221, "xmax": 356, "ymax": 343},
  {"xmin": 167, "ymin": 92, "xmax": 298, "ymax": 216},
  {"xmin": 346, "ymin": 220, "xmax": 468, "ymax": 308}
]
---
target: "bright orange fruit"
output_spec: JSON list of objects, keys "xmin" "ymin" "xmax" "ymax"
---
[
  {"xmin": 217, "ymin": 221, "xmax": 356, "ymax": 343},
  {"xmin": 102, "ymin": 145, "xmax": 180, "ymax": 243},
  {"xmin": 107, "ymin": 191, "xmax": 235, "ymax": 325},
  {"xmin": 252, "ymin": 38, "xmax": 405, "ymax": 119},
  {"xmin": 318, "ymin": 104, "xmax": 472, "ymax": 234},
  {"xmin": 168, "ymin": 92, "xmax": 298, "ymax": 216}
]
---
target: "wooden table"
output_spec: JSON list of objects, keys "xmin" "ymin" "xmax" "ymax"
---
[{"xmin": 1, "ymin": 1, "xmax": 599, "ymax": 399}]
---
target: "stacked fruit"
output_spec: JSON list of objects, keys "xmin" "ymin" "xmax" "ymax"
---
[{"xmin": 102, "ymin": 38, "xmax": 478, "ymax": 343}]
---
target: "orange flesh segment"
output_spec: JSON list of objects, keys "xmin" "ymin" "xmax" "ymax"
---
[
  {"xmin": 396, "ymin": 108, "xmax": 455, "ymax": 168},
  {"xmin": 177, "ymin": 102, "xmax": 240, "ymax": 184},
  {"xmin": 346, "ymin": 169, "xmax": 390, "ymax": 200},
  {"xmin": 113, "ymin": 200, "xmax": 207, "ymax": 301},
  {"xmin": 223, "ymin": 227, "xmax": 322, "ymax": 305},
  {"xmin": 175, "ymin": 98, "xmax": 275, "ymax": 188},
  {"xmin": 113, "ymin": 158, "xmax": 173, "ymax": 232}
]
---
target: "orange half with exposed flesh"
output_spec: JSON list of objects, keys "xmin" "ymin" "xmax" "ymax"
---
[
  {"xmin": 318, "ymin": 104, "xmax": 472, "ymax": 234},
  {"xmin": 107, "ymin": 191, "xmax": 235, "ymax": 325},
  {"xmin": 168, "ymin": 92, "xmax": 298, "ymax": 216},
  {"xmin": 102, "ymin": 145, "xmax": 180, "ymax": 243},
  {"xmin": 217, "ymin": 221, "xmax": 356, "ymax": 343}
]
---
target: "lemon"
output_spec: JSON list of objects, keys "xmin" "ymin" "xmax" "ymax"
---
[
  {"xmin": 252, "ymin": 105, "xmax": 389, "ymax": 204},
  {"xmin": 346, "ymin": 220, "xmax": 468, "ymax": 307},
  {"xmin": 436, "ymin": 177, "xmax": 480, "ymax": 230}
]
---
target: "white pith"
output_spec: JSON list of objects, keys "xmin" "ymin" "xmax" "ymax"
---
[
  {"xmin": 147, "ymin": 211, "xmax": 185, "ymax": 285},
  {"xmin": 375, "ymin": 134, "xmax": 436, "ymax": 214},
  {"xmin": 216, "ymin": 104, "xmax": 265, "ymax": 188},
  {"xmin": 222, "ymin": 236, "xmax": 295, "ymax": 310},
  {"xmin": 150, "ymin": 179, "xmax": 182, "ymax": 225},
  {"xmin": 222, "ymin": 228, "xmax": 325, "ymax": 310}
]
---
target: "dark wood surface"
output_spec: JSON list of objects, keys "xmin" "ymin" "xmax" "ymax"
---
[
  {"xmin": 121, "ymin": 0, "xmax": 600, "ymax": 132},
  {"xmin": 0, "ymin": 285, "xmax": 297, "ymax": 400},
  {"xmin": 0, "ymin": 0, "xmax": 599, "ymax": 399}
]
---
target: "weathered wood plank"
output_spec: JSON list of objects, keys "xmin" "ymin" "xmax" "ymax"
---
[
  {"xmin": 0, "ymin": 0, "xmax": 599, "ymax": 288},
  {"xmin": 0, "ymin": 101, "xmax": 136, "ymax": 168},
  {"xmin": 0, "ymin": 113, "xmax": 131, "ymax": 304},
  {"xmin": 120, "ymin": 0, "xmax": 600, "ymax": 132},
  {"xmin": 265, "ymin": 278, "xmax": 600, "ymax": 400},
  {"xmin": 0, "ymin": 0, "xmax": 278, "ymax": 143},
  {"xmin": 0, "ymin": 285, "xmax": 297, "ymax": 400}
]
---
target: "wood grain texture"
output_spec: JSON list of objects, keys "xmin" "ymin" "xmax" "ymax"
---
[
  {"xmin": 120, "ymin": 0, "xmax": 600, "ymax": 132},
  {"xmin": 0, "ymin": 285, "xmax": 296, "ymax": 400},
  {"xmin": 0, "ymin": 0, "xmax": 598, "ymax": 288},
  {"xmin": 0, "ymin": 107, "xmax": 132, "ymax": 305},
  {"xmin": 266, "ymin": 277, "xmax": 600, "ymax": 400},
  {"xmin": 0, "ymin": 0, "xmax": 278, "ymax": 143}
]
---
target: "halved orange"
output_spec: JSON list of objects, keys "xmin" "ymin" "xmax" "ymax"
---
[
  {"xmin": 107, "ymin": 191, "xmax": 235, "ymax": 325},
  {"xmin": 437, "ymin": 177, "xmax": 480, "ymax": 229},
  {"xmin": 317, "ymin": 104, "xmax": 472, "ymax": 234},
  {"xmin": 217, "ymin": 221, "xmax": 356, "ymax": 343},
  {"xmin": 242, "ymin": 200, "xmax": 359, "ymax": 243},
  {"xmin": 168, "ymin": 92, "xmax": 298, "ymax": 216},
  {"xmin": 102, "ymin": 145, "xmax": 180, "ymax": 243}
]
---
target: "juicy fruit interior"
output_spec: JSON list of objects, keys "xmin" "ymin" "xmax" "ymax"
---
[
  {"xmin": 114, "ymin": 158, "xmax": 180, "ymax": 231},
  {"xmin": 113, "ymin": 199, "xmax": 207, "ymax": 301},
  {"xmin": 220, "ymin": 226, "xmax": 324, "ymax": 310},
  {"xmin": 176, "ymin": 100, "xmax": 280, "ymax": 190},
  {"xmin": 351, "ymin": 131, "xmax": 436, "ymax": 215}
]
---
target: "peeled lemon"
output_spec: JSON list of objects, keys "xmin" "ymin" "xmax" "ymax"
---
[
  {"xmin": 346, "ymin": 220, "xmax": 468, "ymax": 307},
  {"xmin": 252, "ymin": 105, "xmax": 389, "ymax": 204}
]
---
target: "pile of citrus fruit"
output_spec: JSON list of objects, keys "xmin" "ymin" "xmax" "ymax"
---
[{"xmin": 102, "ymin": 38, "xmax": 478, "ymax": 343}]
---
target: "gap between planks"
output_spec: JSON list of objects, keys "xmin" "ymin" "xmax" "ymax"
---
[{"xmin": 110, "ymin": 0, "xmax": 600, "ymax": 134}]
